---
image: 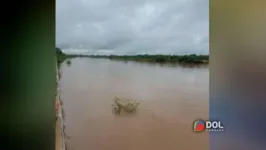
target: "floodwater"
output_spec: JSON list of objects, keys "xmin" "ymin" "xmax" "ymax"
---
[{"xmin": 60, "ymin": 58, "xmax": 209, "ymax": 150}]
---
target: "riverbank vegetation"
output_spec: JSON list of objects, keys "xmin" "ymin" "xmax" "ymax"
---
[
  {"xmin": 56, "ymin": 47, "xmax": 209, "ymax": 64},
  {"xmin": 88, "ymin": 54, "xmax": 209, "ymax": 64},
  {"xmin": 56, "ymin": 47, "xmax": 69, "ymax": 64},
  {"xmin": 56, "ymin": 47, "xmax": 77, "ymax": 69}
]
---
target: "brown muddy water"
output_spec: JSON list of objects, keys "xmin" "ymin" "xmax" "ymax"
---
[{"xmin": 60, "ymin": 58, "xmax": 209, "ymax": 150}]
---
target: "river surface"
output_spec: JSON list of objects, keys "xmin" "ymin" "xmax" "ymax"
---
[{"xmin": 60, "ymin": 58, "xmax": 209, "ymax": 150}]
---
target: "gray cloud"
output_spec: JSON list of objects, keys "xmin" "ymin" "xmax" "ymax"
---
[{"xmin": 56, "ymin": 0, "xmax": 208, "ymax": 55}]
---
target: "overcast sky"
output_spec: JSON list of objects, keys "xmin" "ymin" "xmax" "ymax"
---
[{"xmin": 56, "ymin": 0, "xmax": 208, "ymax": 55}]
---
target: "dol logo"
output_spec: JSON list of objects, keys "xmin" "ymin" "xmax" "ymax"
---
[{"xmin": 193, "ymin": 120, "xmax": 224, "ymax": 132}]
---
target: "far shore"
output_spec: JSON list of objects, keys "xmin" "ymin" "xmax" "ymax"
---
[
  {"xmin": 56, "ymin": 47, "xmax": 209, "ymax": 65},
  {"xmin": 64, "ymin": 54, "xmax": 209, "ymax": 65}
]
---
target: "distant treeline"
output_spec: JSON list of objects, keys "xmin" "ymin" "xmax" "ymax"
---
[
  {"xmin": 87, "ymin": 54, "xmax": 209, "ymax": 64},
  {"xmin": 56, "ymin": 47, "xmax": 209, "ymax": 64}
]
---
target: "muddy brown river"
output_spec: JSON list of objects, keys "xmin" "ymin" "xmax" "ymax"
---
[{"xmin": 60, "ymin": 58, "xmax": 209, "ymax": 150}]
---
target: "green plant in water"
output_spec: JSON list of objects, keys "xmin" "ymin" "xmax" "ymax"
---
[{"xmin": 112, "ymin": 96, "xmax": 140, "ymax": 114}]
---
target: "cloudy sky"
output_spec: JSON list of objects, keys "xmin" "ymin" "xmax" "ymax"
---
[{"xmin": 56, "ymin": 0, "xmax": 208, "ymax": 55}]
